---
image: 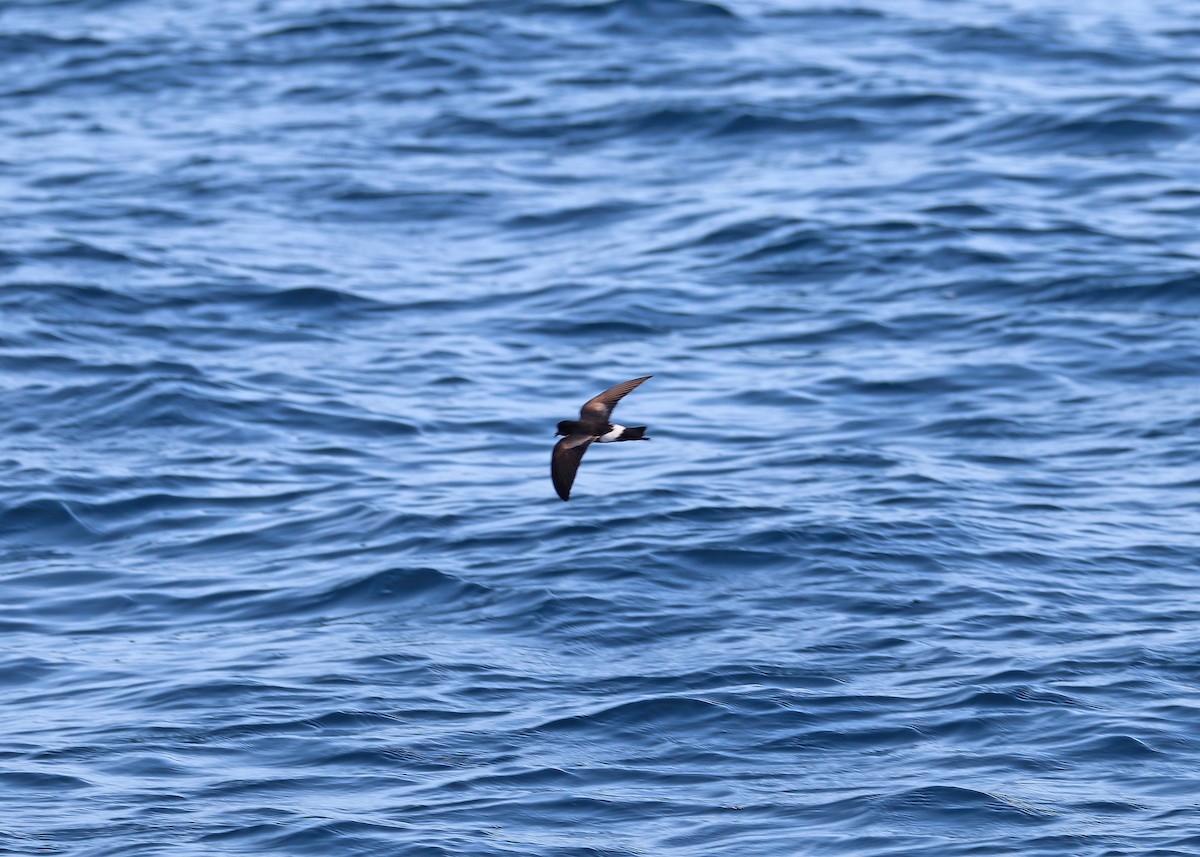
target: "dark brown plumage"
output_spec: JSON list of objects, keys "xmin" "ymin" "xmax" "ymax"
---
[{"xmin": 551, "ymin": 375, "xmax": 652, "ymax": 501}]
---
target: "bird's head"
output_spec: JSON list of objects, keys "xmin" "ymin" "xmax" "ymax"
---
[{"xmin": 555, "ymin": 420, "xmax": 574, "ymax": 437}]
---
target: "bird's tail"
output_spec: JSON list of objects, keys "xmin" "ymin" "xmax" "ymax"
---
[{"xmin": 618, "ymin": 426, "xmax": 649, "ymax": 441}]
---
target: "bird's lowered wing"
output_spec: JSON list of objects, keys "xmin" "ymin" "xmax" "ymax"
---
[
  {"xmin": 579, "ymin": 375, "xmax": 652, "ymax": 422},
  {"xmin": 551, "ymin": 434, "xmax": 594, "ymax": 501}
]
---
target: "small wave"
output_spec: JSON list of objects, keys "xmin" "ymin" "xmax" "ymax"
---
[
  {"xmin": 314, "ymin": 181, "xmax": 490, "ymax": 222},
  {"xmin": 715, "ymin": 113, "xmax": 869, "ymax": 138},
  {"xmin": 537, "ymin": 695, "xmax": 728, "ymax": 734},
  {"xmin": 0, "ymin": 32, "xmax": 106, "ymax": 57},
  {"xmin": 0, "ymin": 655, "xmax": 67, "ymax": 688},
  {"xmin": 258, "ymin": 10, "xmax": 398, "ymax": 41},
  {"xmin": 942, "ymin": 110, "xmax": 1186, "ymax": 155},
  {"xmin": 1068, "ymin": 734, "xmax": 1161, "ymax": 761},
  {"xmin": 244, "ymin": 285, "xmax": 389, "ymax": 313},
  {"xmin": 539, "ymin": 0, "xmax": 742, "ymax": 37},
  {"xmin": 504, "ymin": 200, "xmax": 647, "ymax": 232},
  {"xmin": 1031, "ymin": 273, "xmax": 1200, "ymax": 312},
  {"xmin": 667, "ymin": 215, "xmax": 801, "ymax": 251},
  {"xmin": 426, "ymin": 101, "xmax": 871, "ymax": 147},
  {"xmin": 920, "ymin": 415, "xmax": 1040, "ymax": 439},
  {"xmin": 106, "ymin": 564, "xmax": 500, "ymax": 626},
  {"xmin": 0, "ymin": 770, "xmax": 90, "ymax": 791},
  {"xmin": 0, "ymin": 281, "xmax": 152, "ymax": 315},
  {"xmin": 871, "ymin": 785, "xmax": 1056, "ymax": 824},
  {"xmin": 304, "ymin": 565, "xmax": 493, "ymax": 613},
  {"xmin": 0, "ymin": 499, "xmax": 100, "ymax": 545},
  {"xmin": 517, "ymin": 317, "xmax": 662, "ymax": 338},
  {"xmin": 764, "ymin": 5, "xmax": 884, "ymax": 19},
  {"xmin": 728, "ymin": 228, "xmax": 844, "ymax": 265},
  {"xmin": 200, "ymin": 816, "xmax": 430, "ymax": 855}
]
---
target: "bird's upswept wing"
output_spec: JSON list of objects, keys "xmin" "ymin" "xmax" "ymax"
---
[
  {"xmin": 551, "ymin": 434, "xmax": 594, "ymax": 501},
  {"xmin": 579, "ymin": 375, "xmax": 652, "ymax": 422}
]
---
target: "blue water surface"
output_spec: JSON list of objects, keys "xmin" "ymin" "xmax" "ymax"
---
[{"xmin": 2, "ymin": 0, "xmax": 1200, "ymax": 854}]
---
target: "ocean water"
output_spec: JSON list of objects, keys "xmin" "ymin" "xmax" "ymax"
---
[{"xmin": 3, "ymin": 0, "xmax": 1200, "ymax": 854}]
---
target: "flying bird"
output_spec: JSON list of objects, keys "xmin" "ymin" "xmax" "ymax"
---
[{"xmin": 551, "ymin": 375, "xmax": 652, "ymax": 501}]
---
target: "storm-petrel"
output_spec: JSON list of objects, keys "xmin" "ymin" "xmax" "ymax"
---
[{"xmin": 551, "ymin": 375, "xmax": 652, "ymax": 501}]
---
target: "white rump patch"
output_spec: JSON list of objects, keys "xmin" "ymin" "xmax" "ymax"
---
[{"xmin": 597, "ymin": 424, "xmax": 625, "ymax": 443}]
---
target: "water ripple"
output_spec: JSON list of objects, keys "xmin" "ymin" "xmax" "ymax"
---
[{"xmin": 2, "ymin": 0, "xmax": 1200, "ymax": 854}]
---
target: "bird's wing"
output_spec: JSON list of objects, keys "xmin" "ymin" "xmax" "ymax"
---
[
  {"xmin": 579, "ymin": 375, "xmax": 652, "ymax": 421},
  {"xmin": 551, "ymin": 434, "xmax": 594, "ymax": 501}
]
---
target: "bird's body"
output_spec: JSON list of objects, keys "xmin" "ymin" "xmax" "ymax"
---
[{"xmin": 551, "ymin": 375, "xmax": 652, "ymax": 501}]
